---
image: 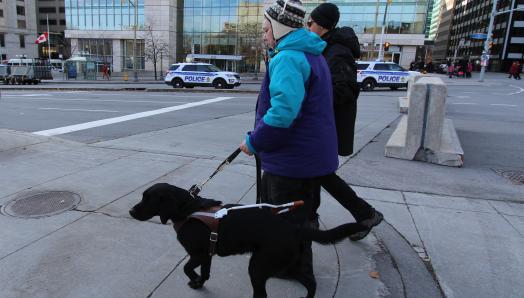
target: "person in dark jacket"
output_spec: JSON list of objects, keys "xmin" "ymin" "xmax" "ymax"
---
[
  {"xmin": 307, "ymin": 3, "xmax": 383, "ymax": 241},
  {"xmin": 240, "ymin": 0, "xmax": 339, "ymax": 289}
]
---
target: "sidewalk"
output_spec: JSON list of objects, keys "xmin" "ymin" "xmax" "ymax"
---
[
  {"xmin": 1, "ymin": 83, "xmax": 523, "ymax": 297},
  {"xmin": 0, "ymin": 107, "xmax": 442, "ymax": 297}
]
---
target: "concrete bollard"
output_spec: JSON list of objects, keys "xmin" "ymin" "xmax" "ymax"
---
[
  {"xmin": 386, "ymin": 77, "xmax": 464, "ymax": 167},
  {"xmin": 399, "ymin": 75, "xmax": 424, "ymax": 114}
]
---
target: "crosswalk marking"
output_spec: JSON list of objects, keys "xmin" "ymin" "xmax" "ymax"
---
[{"xmin": 33, "ymin": 96, "xmax": 235, "ymax": 136}]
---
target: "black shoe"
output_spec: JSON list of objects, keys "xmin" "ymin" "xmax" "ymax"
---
[{"xmin": 349, "ymin": 210, "xmax": 384, "ymax": 241}]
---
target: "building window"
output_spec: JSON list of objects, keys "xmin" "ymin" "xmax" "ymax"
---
[
  {"xmin": 39, "ymin": 7, "xmax": 56, "ymax": 13},
  {"xmin": 59, "ymin": 7, "xmax": 65, "ymax": 13},
  {"xmin": 16, "ymin": 5, "xmax": 25, "ymax": 16},
  {"xmin": 78, "ymin": 39, "xmax": 114, "ymax": 64},
  {"xmin": 19, "ymin": 35, "xmax": 25, "ymax": 48},
  {"xmin": 0, "ymin": 9, "xmax": 3, "ymax": 17},
  {"xmin": 60, "ymin": 19, "xmax": 66, "ymax": 26},
  {"xmin": 0, "ymin": 33, "xmax": 5, "ymax": 47},
  {"xmin": 17, "ymin": 20, "xmax": 26, "ymax": 29},
  {"xmin": 122, "ymin": 39, "xmax": 145, "ymax": 70},
  {"xmin": 40, "ymin": 19, "xmax": 57, "ymax": 26}
]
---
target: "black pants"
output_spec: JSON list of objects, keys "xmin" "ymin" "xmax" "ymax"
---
[
  {"xmin": 317, "ymin": 173, "xmax": 373, "ymax": 222},
  {"xmin": 260, "ymin": 172, "xmax": 317, "ymax": 279}
]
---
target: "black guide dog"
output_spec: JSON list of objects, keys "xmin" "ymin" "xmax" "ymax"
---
[{"xmin": 129, "ymin": 183, "xmax": 367, "ymax": 298}]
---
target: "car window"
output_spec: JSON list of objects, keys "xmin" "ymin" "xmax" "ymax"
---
[
  {"xmin": 169, "ymin": 64, "xmax": 180, "ymax": 71},
  {"xmin": 196, "ymin": 65, "xmax": 210, "ymax": 72},
  {"xmin": 208, "ymin": 65, "xmax": 221, "ymax": 72},
  {"xmin": 182, "ymin": 65, "xmax": 197, "ymax": 71},
  {"xmin": 373, "ymin": 63, "xmax": 390, "ymax": 71},
  {"xmin": 357, "ymin": 63, "xmax": 369, "ymax": 70},
  {"xmin": 388, "ymin": 64, "xmax": 404, "ymax": 71}
]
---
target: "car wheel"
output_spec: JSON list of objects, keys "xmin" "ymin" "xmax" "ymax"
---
[
  {"xmin": 172, "ymin": 78, "xmax": 184, "ymax": 88},
  {"xmin": 213, "ymin": 78, "xmax": 226, "ymax": 89},
  {"xmin": 361, "ymin": 78, "xmax": 376, "ymax": 91}
]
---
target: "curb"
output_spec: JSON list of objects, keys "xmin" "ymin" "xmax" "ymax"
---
[
  {"xmin": 0, "ymin": 87, "xmax": 260, "ymax": 94},
  {"xmin": 373, "ymin": 222, "xmax": 444, "ymax": 298}
]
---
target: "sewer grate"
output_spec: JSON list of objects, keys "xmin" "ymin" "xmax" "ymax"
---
[
  {"xmin": 492, "ymin": 169, "xmax": 524, "ymax": 185},
  {"xmin": 1, "ymin": 191, "xmax": 81, "ymax": 218}
]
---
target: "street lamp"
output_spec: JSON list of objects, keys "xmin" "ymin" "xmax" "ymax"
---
[{"xmin": 119, "ymin": 0, "xmax": 139, "ymax": 82}]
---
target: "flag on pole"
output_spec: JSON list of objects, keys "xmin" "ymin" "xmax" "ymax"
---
[{"xmin": 35, "ymin": 32, "xmax": 48, "ymax": 44}]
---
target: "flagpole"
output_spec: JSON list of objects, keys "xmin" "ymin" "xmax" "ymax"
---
[{"xmin": 46, "ymin": 14, "xmax": 51, "ymax": 62}]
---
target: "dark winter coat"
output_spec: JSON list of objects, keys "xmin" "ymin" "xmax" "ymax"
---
[{"xmin": 321, "ymin": 27, "xmax": 361, "ymax": 156}]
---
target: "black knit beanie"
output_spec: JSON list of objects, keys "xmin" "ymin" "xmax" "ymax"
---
[{"xmin": 310, "ymin": 3, "xmax": 340, "ymax": 30}]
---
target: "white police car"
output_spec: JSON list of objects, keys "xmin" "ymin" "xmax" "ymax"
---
[
  {"xmin": 357, "ymin": 61, "xmax": 420, "ymax": 91},
  {"xmin": 164, "ymin": 63, "xmax": 241, "ymax": 89}
]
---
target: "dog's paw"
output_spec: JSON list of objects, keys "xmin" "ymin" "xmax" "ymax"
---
[{"xmin": 188, "ymin": 277, "xmax": 204, "ymax": 289}]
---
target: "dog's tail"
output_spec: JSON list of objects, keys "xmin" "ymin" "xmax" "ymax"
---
[{"xmin": 300, "ymin": 223, "xmax": 368, "ymax": 244}]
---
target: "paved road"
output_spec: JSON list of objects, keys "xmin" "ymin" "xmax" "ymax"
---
[{"xmin": 0, "ymin": 89, "xmax": 407, "ymax": 144}]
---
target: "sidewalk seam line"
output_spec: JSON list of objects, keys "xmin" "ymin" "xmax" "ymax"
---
[{"xmin": 487, "ymin": 201, "xmax": 524, "ymax": 238}]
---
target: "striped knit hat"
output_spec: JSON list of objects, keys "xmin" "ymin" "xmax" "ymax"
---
[{"xmin": 264, "ymin": 0, "xmax": 306, "ymax": 41}]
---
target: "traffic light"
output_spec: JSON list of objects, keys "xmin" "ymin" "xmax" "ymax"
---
[{"xmin": 384, "ymin": 42, "xmax": 391, "ymax": 51}]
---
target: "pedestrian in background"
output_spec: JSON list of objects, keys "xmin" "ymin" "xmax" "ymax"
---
[
  {"xmin": 240, "ymin": 0, "xmax": 339, "ymax": 292},
  {"xmin": 102, "ymin": 64, "xmax": 110, "ymax": 80},
  {"xmin": 448, "ymin": 63, "xmax": 454, "ymax": 78},
  {"xmin": 466, "ymin": 60, "xmax": 473, "ymax": 78},
  {"xmin": 514, "ymin": 61, "xmax": 522, "ymax": 80},
  {"xmin": 307, "ymin": 2, "xmax": 383, "ymax": 241},
  {"xmin": 508, "ymin": 61, "xmax": 518, "ymax": 79}
]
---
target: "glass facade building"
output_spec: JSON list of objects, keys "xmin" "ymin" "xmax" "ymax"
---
[
  {"xmin": 65, "ymin": 0, "xmax": 145, "ymax": 69},
  {"xmin": 182, "ymin": 0, "xmax": 429, "ymax": 71},
  {"xmin": 65, "ymin": 0, "xmax": 145, "ymax": 31},
  {"xmin": 64, "ymin": 0, "xmax": 430, "ymax": 72}
]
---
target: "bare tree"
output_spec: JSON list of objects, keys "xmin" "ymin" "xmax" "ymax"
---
[{"xmin": 143, "ymin": 25, "xmax": 169, "ymax": 80}]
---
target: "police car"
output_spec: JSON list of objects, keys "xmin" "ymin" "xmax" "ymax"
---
[
  {"xmin": 357, "ymin": 61, "xmax": 420, "ymax": 91},
  {"xmin": 164, "ymin": 63, "xmax": 241, "ymax": 89}
]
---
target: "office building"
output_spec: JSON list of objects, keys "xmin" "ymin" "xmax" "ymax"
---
[
  {"xmin": 64, "ymin": 0, "xmax": 430, "ymax": 72},
  {"xmin": 36, "ymin": 0, "xmax": 69, "ymax": 59},
  {"xmin": 0, "ymin": 0, "xmax": 38, "ymax": 61},
  {"xmin": 447, "ymin": 0, "xmax": 524, "ymax": 72},
  {"xmin": 432, "ymin": 0, "xmax": 454, "ymax": 62}
]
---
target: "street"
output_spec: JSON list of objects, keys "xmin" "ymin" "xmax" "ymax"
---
[{"xmin": 0, "ymin": 89, "xmax": 408, "ymax": 144}]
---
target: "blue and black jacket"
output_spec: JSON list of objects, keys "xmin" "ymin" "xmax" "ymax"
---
[{"xmin": 245, "ymin": 28, "xmax": 338, "ymax": 178}]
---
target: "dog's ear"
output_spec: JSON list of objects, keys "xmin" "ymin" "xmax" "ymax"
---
[{"xmin": 159, "ymin": 194, "xmax": 179, "ymax": 224}]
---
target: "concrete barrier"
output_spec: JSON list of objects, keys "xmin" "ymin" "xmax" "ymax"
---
[
  {"xmin": 399, "ymin": 75, "xmax": 423, "ymax": 114},
  {"xmin": 386, "ymin": 77, "xmax": 464, "ymax": 167}
]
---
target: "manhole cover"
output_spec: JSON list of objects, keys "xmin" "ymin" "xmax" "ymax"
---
[
  {"xmin": 492, "ymin": 169, "xmax": 524, "ymax": 185},
  {"xmin": 1, "ymin": 191, "xmax": 81, "ymax": 218}
]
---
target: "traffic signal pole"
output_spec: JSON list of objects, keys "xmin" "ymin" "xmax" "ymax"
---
[
  {"xmin": 479, "ymin": 0, "xmax": 498, "ymax": 82},
  {"xmin": 378, "ymin": 0, "xmax": 392, "ymax": 61}
]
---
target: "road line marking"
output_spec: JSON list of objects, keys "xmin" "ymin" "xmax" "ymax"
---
[
  {"xmin": 455, "ymin": 95, "xmax": 471, "ymax": 99},
  {"xmin": 489, "ymin": 104, "xmax": 518, "ymax": 107},
  {"xmin": 33, "ymin": 96, "xmax": 235, "ymax": 136},
  {"xmin": 39, "ymin": 108, "xmax": 120, "ymax": 113},
  {"xmin": 15, "ymin": 97, "xmax": 189, "ymax": 104},
  {"xmin": 451, "ymin": 102, "xmax": 477, "ymax": 105},
  {"xmin": 507, "ymin": 85, "xmax": 524, "ymax": 96}
]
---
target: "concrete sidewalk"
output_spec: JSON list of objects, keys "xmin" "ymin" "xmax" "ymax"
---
[
  {"xmin": 0, "ymin": 107, "xmax": 442, "ymax": 297},
  {"xmin": 1, "ymin": 82, "xmax": 523, "ymax": 297}
]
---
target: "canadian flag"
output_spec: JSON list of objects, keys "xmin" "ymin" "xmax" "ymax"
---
[{"xmin": 35, "ymin": 32, "xmax": 48, "ymax": 44}]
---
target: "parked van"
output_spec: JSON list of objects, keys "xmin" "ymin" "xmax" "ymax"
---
[{"xmin": 50, "ymin": 59, "xmax": 64, "ymax": 72}]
